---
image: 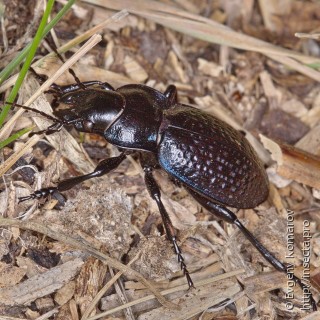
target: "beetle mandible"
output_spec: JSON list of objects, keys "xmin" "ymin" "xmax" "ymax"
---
[{"xmin": 18, "ymin": 78, "xmax": 317, "ymax": 310}]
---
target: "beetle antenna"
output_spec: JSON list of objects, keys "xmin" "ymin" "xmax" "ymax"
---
[
  {"xmin": 6, "ymin": 101, "xmax": 82, "ymax": 136},
  {"xmin": 6, "ymin": 101, "xmax": 65, "ymax": 135},
  {"xmin": 6, "ymin": 101, "xmax": 62, "ymax": 123},
  {"xmin": 45, "ymin": 39, "xmax": 86, "ymax": 91}
]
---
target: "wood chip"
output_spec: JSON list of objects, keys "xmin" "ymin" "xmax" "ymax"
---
[
  {"xmin": 261, "ymin": 135, "xmax": 320, "ymax": 189},
  {"xmin": 0, "ymin": 262, "xmax": 26, "ymax": 288},
  {"xmin": 0, "ymin": 258, "xmax": 84, "ymax": 306},
  {"xmin": 124, "ymin": 55, "xmax": 148, "ymax": 82},
  {"xmin": 296, "ymin": 124, "xmax": 320, "ymax": 156},
  {"xmin": 137, "ymin": 279, "xmax": 240, "ymax": 320},
  {"xmin": 197, "ymin": 58, "xmax": 224, "ymax": 77}
]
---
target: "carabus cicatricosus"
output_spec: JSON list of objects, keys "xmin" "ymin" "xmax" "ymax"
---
[{"xmin": 15, "ymin": 64, "xmax": 317, "ymax": 311}]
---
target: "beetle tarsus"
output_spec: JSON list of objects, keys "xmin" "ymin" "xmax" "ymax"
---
[
  {"xmin": 29, "ymin": 123, "xmax": 64, "ymax": 137},
  {"xmin": 19, "ymin": 187, "xmax": 57, "ymax": 203},
  {"xmin": 172, "ymin": 235, "xmax": 194, "ymax": 288},
  {"xmin": 18, "ymin": 195, "xmax": 35, "ymax": 203}
]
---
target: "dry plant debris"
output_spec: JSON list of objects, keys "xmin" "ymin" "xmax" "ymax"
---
[{"xmin": 0, "ymin": 0, "xmax": 320, "ymax": 319}]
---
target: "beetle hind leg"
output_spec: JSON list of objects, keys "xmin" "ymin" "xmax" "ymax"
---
[
  {"xmin": 188, "ymin": 188, "xmax": 317, "ymax": 311},
  {"xmin": 143, "ymin": 164, "xmax": 194, "ymax": 288}
]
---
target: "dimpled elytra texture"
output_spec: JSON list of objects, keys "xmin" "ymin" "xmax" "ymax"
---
[{"xmin": 159, "ymin": 105, "xmax": 269, "ymax": 209}]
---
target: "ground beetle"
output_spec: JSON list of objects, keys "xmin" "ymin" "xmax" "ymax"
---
[{"xmin": 16, "ymin": 72, "xmax": 317, "ymax": 311}]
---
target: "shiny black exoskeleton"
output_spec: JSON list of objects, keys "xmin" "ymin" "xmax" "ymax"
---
[{"xmin": 19, "ymin": 81, "xmax": 317, "ymax": 310}]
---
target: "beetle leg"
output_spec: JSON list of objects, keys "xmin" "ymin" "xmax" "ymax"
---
[
  {"xmin": 188, "ymin": 189, "xmax": 317, "ymax": 311},
  {"xmin": 29, "ymin": 67, "xmax": 48, "ymax": 84},
  {"xmin": 28, "ymin": 67, "xmax": 71, "ymax": 95},
  {"xmin": 83, "ymin": 81, "xmax": 114, "ymax": 91},
  {"xmin": 52, "ymin": 81, "xmax": 115, "ymax": 95},
  {"xmin": 29, "ymin": 122, "xmax": 64, "ymax": 136},
  {"xmin": 164, "ymin": 85, "xmax": 177, "ymax": 108},
  {"xmin": 143, "ymin": 165, "xmax": 194, "ymax": 288},
  {"xmin": 30, "ymin": 61, "xmax": 114, "ymax": 95},
  {"xmin": 36, "ymin": 40, "xmax": 115, "ymax": 93},
  {"xmin": 19, "ymin": 153, "xmax": 126, "ymax": 202}
]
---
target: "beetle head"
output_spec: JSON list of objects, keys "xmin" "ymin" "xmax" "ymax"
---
[{"xmin": 54, "ymin": 88, "xmax": 125, "ymax": 134}]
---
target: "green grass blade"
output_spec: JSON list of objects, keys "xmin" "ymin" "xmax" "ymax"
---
[
  {"xmin": 0, "ymin": 0, "xmax": 56, "ymax": 128},
  {"xmin": 0, "ymin": 0, "xmax": 76, "ymax": 86},
  {"xmin": 0, "ymin": 127, "xmax": 34, "ymax": 149}
]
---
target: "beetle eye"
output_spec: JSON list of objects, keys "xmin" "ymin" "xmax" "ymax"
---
[{"xmin": 83, "ymin": 120, "xmax": 94, "ymax": 131}]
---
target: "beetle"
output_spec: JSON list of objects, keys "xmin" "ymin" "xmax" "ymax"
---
[{"xmin": 16, "ymin": 78, "xmax": 317, "ymax": 311}]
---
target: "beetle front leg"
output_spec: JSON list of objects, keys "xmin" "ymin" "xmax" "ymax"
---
[
  {"xmin": 51, "ymin": 80, "xmax": 114, "ymax": 95},
  {"xmin": 19, "ymin": 153, "xmax": 126, "ymax": 202},
  {"xmin": 188, "ymin": 189, "xmax": 317, "ymax": 311},
  {"xmin": 143, "ymin": 165, "xmax": 194, "ymax": 288}
]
